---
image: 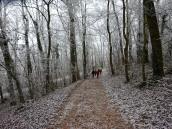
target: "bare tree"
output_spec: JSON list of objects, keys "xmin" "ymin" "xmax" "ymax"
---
[
  {"xmin": 0, "ymin": 2, "xmax": 25, "ymax": 104},
  {"xmin": 111, "ymin": 0, "xmax": 124, "ymax": 65},
  {"xmin": 122, "ymin": 0, "xmax": 130, "ymax": 82},
  {"xmin": 65, "ymin": 0, "xmax": 80, "ymax": 82},
  {"xmin": 143, "ymin": 0, "xmax": 164, "ymax": 78},
  {"xmin": 21, "ymin": 0, "xmax": 33, "ymax": 99},
  {"xmin": 107, "ymin": 0, "xmax": 115, "ymax": 75},
  {"xmin": 82, "ymin": 0, "xmax": 87, "ymax": 79},
  {"xmin": 42, "ymin": 0, "xmax": 53, "ymax": 93}
]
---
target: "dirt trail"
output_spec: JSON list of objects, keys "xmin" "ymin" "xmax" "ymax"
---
[{"xmin": 48, "ymin": 79, "xmax": 133, "ymax": 129}]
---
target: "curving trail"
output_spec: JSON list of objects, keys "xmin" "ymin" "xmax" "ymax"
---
[{"xmin": 48, "ymin": 79, "xmax": 133, "ymax": 129}]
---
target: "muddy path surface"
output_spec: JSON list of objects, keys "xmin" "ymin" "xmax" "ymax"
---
[{"xmin": 48, "ymin": 79, "xmax": 133, "ymax": 129}]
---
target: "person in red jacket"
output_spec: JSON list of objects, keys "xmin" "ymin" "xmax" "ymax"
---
[
  {"xmin": 98, "ymin": 68, "xmax": 102, "ymax": 75},
  {"xmin": 96, "ymin": 70, "xmax": 99, "ymax": 78}
]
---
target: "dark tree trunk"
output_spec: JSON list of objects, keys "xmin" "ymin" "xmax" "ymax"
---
[
  {"xmin": 43, "ymin": 1, "xmax": 52, "ymax": 93},
  {"xmin": 0, "ymin": 42, "xmax": 16, "ymax": 105},
  {"xmin": 122, "ymin": 0, "xmax": 130, "ymax": 82},
  {"xmin": 161, "ymin": 13, "xmax": 167, "ymax": 36},
  {"xmin": 82, "ymin": 2, "xmax": 87, "ymax": 79},
  {"xmin": 143, "ymin": 11, "xmax": 149, "ymax": 64},
  {"xmin": 137, "ymin": 0, "xmax": 143, "ymax": 64},
  {"xmin": 0, "ymin": 3, "xmax": 17, "ymax": 105},
  {"xmin": 35, "ymin": 22, "xmax": 43, "ymax": 54},
  {"xmin": 137, "ymin": 32, "xmax": 143, "ymax": 63},
  {"xmin": 142, "ymin": 7, "xmax": 150, "ymax": 82},
  {"xmin": 0, "ymin": 86, "xmax": 4, "ymax": 103},
  {"xmin": 0, "ymin": 39, "xmax": 24, "ymax": 104},
  {"xmin": 143, "ymin": 0, "xmax": 164, "ymax": 78},
  {"xmin": 107, "ymin": 0, "xmax": 115, "ymax": 75}
]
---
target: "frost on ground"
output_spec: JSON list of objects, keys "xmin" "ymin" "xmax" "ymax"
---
[
  {"xmin": 102, "ymin": 75, "xmax": 172, "ymax": 129},
  {"xmin": 0, "ymin": 81, "xmax": 81, "ymax": 129}
]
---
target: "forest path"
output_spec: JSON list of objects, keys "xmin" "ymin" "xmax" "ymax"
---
[{"xmin": 48, "ymin": 79, "xmax": 133, "ymax": 129}]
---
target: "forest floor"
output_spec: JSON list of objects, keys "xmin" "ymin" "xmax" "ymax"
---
[
  {"xmin": 48, "ymin": 79, "xmax": 132, "ymax": 129},
  {"xmin": 0, "ymin": 81, "xmax": 84, "ymax": 129},
  {"xmin": 102, "ymin": 74, "xmax": 172, "ymax": 129}
]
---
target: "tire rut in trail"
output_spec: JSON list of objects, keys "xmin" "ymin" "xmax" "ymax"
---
[
  {"xmin": 47, "ymin": 80, "xmax": 85, "ymax": 128},
  {"xmin": 47, "ymin": 79, "xmax": 133, "ymax": 129}
]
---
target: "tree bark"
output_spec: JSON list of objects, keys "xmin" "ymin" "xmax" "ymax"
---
[
  {"xmin": 0, "ymin": 39, "xmax": 25, "ymax": 104},
  {"xmin": 107, "ymin": 0, "xmax": 115, "ymax": 75},
  {"xmin": 42, "ymin": 0, "xmax": 52, "ymax": 93},
  {"xmin": 137, "ymin": 0, "xmax": 143, "ymax": 64},
  {"xmin": 143, "ymin": 2, "xmax": 149, "ymax": 64},
  {"xmin": 0, "ymin": 41, "xmax": 16, "ymax": 105},
  {"xmin": 82, "ymin": 1, "xmax": 87, "ymax": 79},
  {"xmin": 0, "ymin": 86, "xmax": 4, "ymax": 103},
  {"xmin": 142, "ymin": 11, "xmax": 147, "ymax": 82},
  {"xmin": 67, "ymin": 0, "xmax": 80, "ymax": 82},
  {"xmin": 143, "ymin": 0, "xmax": 164, "ymax": 78},
  {"xmin": 161, "ymin": 13, "xmax": 167, "ymax": 37},
  {"xmin": 122, "ymin": 0, "xmax": 130, "ymax": 82}
]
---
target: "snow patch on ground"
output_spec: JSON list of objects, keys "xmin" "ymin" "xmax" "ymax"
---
[
  {"xmin": 102, "ymin": 75, "xmax": 172, "ymax": 129},
  {"xmin": 0, "ymin": 81, "xmax": 81, "ymax": 129}
]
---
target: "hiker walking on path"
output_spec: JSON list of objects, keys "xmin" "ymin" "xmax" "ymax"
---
[
  {"xmin": 96, "ymin": 69, "xmax": 99, "ymax": 78},
  {"xmin": 98, "ymin": 68, "xmax": 102, "ymax": 75},
  {"xmin": 92, "ymin": 70, "xmax": 95, "ymax": 78}
]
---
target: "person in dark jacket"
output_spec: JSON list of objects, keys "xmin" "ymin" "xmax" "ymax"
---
[{"xmin": 92, "ymin": 70, "xmax": 95, "ymax": 78}]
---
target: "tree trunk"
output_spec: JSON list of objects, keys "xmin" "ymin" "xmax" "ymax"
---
[
  {"xmin": 0, "ymin": 42, "xmax": 16, "ymax": 105},
  {"xmin": 22, "ymin": 2, "xmax": 33, "ymax": 99},
  {"xmin": 0, "ymin": 39, "xmax": 25, "ymax": 104},
  {"xmin": 161, "ymin": 13, "xmax": 167, "ymax": 37},
  {"xmin": 44, "ymin": 1, "xmax": 52, "ymax": 93},
  {"xmin": 111, "ymin": 0, "xmax": 124, "ymax": 64},
  {"xmin": 82, "ymin": 1, "xmax": 87, "ymax": 79},
  {"xmin": 13, "ymin": 75, "xmax": 25, "ymax": 103},
  {"xmin": 137, "ymin": 0, "xmax": 143, "ymax": 64},
  {"xmin": 127, "ymin": 6, "xmax": 132, "ymax": 63},
  {"xmin": 142, "ymin": 11, "xmax": 147, "ymax": 82},
  {"xmin": 0, "ymin": 86, "xmax": 4, "ymax": 103},
  {"xmin": 143, "ymin": 3, "xmax": 149, "ymax": 64},
  {"xmin": 122, "ymin": 0, "xmax": 130, "ymax": 82},
  {"xmin": 107, "ymin": 0, "xmax": 115, "ymax": 75},
  {"xmin": 24, "ymin": 0, "xmax": 45, "ymax": 96},
  {"xmin": 67, "ymin": 1, "xmax": 80, "ymax": 82},
  {"xmin": 143, "ymin": 0, "xmax": 164, "ymax": 78}
]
